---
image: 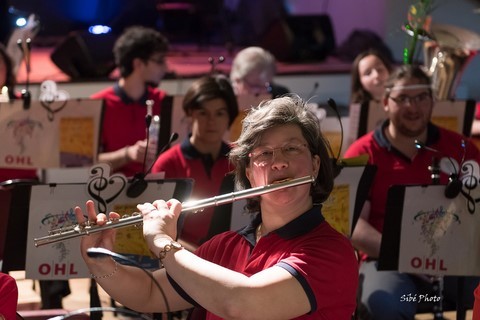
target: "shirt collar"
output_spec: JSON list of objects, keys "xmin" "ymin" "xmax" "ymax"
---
[
  {"xmin": 114, "ymin": 82, "xmax": 149, "ymax": 105},
  {"xmin": 373, "ymin": 120, "xmax": 440, "ymax": 152},
  {"xmin": 180, "ymin": 136, "xmax": 230, "ymax": 160},
  {"xmin": 239, "ymin": 205, "xmax": 325, "ymax": 246}
]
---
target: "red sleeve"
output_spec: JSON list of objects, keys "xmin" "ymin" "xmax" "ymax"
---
[
  {"xmin": 344, "ymin": 134, "xmax": 374, "ymax": 161},
  {"xmin": 475, "ymin": 102, "xmax": 480, "ymax": 120},
  {"xmin": 0, "ymin": 273, "xmax": 18, "ymax": 320}
]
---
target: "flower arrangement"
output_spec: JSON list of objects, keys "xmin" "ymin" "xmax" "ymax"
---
[{"xmin": 403, "ymin": 0, "xmax": 435, "ymax": 64}]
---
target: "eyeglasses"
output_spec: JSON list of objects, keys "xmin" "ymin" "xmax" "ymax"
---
[
  {"xmin": 389, "ymin": 92, "xmax": 431, "ymax": 107},
  {"xmin": 242, "ymin": 78, "xmax": 272, "ymax": 93},
  {"xmin": 249, "ymin": 143, "xmax": 309, "ymax": 165}
]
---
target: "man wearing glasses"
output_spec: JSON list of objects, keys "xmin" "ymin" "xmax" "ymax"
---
[
  {"xmin": 344, "ymin": 64, "xmax": 480, "ymax": 319},
  {"xmin": 91, "ymin": 26, "xmax": 169, "ymax": 177}
]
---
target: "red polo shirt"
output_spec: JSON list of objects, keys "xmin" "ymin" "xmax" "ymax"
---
[
  {"xmin": 91, "ymin": 84, "xmax": 166, "ymax": 177},
  {"xmin": 344, "ymin": 121, "xmax": 480, "ymax": 235},
  {"xmin": 0, "ymin": 273, "xmax": 18, "ymax": 320},
  {"xmin": 169, "ymin": 206, "xmax": 359, "ymax": 320},
  {"xmin": 152, "ymin": 138, "xmax": 233, "ymax": 246}
]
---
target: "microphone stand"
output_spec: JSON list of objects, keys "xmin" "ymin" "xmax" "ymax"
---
[
  {"xmin": 428, "ymin": 156, "xmax": 445, "ymax": 320},
  {"xmin": 17, "ymin": 38, "xmax": 32, "ymax": 109},
  {"xmin": 208, "ymin": 56, "xmax": 225, "ymax": 74}
]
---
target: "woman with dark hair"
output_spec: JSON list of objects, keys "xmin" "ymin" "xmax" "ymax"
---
[
  {"xmin": 350, "ymin": 49, "xmax": 393, "ymax": 105},
  {"xmin": 151, "ymin": 74, "xmax": 239, "ymax": 249},
  {"xmin": 75, "ymin": 94, "xmax": 358, "ymax": 320}
]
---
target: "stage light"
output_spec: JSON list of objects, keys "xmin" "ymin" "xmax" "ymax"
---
[
  {"xmin": 8, "ymin": 6, "xmax": 31, "ymax": 28},
  {"xmin": 88, "ymin": 25, "xmax": 112, "ymax": 35},
  {"xmin": 15, "ymin": 17, "xmax": 27, "ymax": 27}
]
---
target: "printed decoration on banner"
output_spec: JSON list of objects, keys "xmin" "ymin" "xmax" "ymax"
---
[
  {"xmin": 26, "ymin": 163, "xmax": 182, "ymax": 279},
  {"xmin": 398, "ymin": 174, "xmax": 480, "ymax": 276},
  {"xmin": 6, "ymin": 117, "xmax": 43, "ymax": 153},
  {"xmin": 87, "ymin": 163, "xmax": 127, "ymax": 214},
  {"xmin": 39, "ymin": 80, "xmax": 70, "ymax": 121},
  {"xmin": 26, "ymin": 183, "xmax": 92, "ymax": 280},
  {"xmin": 412, "ymin": 205, "xmax": 460, "ymax": 257}
]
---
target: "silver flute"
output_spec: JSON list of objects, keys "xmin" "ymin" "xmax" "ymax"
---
[{"xmin": 34, "ymin": 175, "xmax": 315, "ymax": 247}]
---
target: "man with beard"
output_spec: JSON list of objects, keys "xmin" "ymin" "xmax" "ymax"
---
[
  {"xmin": 344, "ymin": 64, "xmax": 480, "ymax": 319},
  {"xmin": 91, "ymin": 26, "xmax": 169, "ymax": 177}
]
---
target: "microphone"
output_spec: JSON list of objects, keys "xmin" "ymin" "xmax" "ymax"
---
[
  {"xmin": 84, "ymin": 247, "xmax": 172, "ymax": 319},
  {"xmin": 414, "ymin": 139, "xmax": 465, "ymax": 198},
  {"xmin": 208, "ymin": 56, "xmax": 225, "ymax": 74},
  {"xmin": 326, "ymin": 98, "xmax": 344, "ymax": 178},
  {"xmin": 17, "ymin": 38, "xmax": 32, "ymax": 109},
  {"xmin": 126, "ymin": 132, "xmax": 179, "ymax": 198},
  {"xmin": 307, "ymin": 82, "xmax": 319, "ymax": 100}
]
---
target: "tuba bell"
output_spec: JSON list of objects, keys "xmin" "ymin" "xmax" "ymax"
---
[{"xmin": 423, "ymin": 23, "xmax": 480, "ymax": 100}]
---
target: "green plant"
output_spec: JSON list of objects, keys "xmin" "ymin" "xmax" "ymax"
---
[{"xmin": 403, "ymin": 0, "xmax": 435, "ymax": 64}]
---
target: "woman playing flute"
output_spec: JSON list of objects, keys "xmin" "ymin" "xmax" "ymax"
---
[{"xmin": 75, "ymin": 94, "xmax": 358, "ymax": 320}]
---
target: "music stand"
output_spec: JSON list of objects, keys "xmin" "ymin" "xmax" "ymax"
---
[
  {"xmin": 322, "ymin": 162, "xmax": 377, "ymax": 237},
  {"xmin": 379, "ymin": 184, "xmax": 480, "ymax": 320}
]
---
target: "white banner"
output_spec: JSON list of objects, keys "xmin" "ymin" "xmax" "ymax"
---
[
  {"xmin": 25, "ymin": 164, "xmax": 191, "ymax": 279},
  {"xmin": 398, "ymin": 184, "xmax": 480, "ymax": 276},
  {"xmin": 0, "ymin": 99, "xmax": 102, "ymax": 169}
]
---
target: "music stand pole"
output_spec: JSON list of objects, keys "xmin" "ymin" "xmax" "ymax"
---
[{"xmin": 429, "ymin": 158, "xmax": 445, "ymax": 320}]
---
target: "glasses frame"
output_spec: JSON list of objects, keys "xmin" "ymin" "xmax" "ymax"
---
[
  {"xmin": 388, "ymin": 91, "xmax": 432, "ymax": 107},
  {"xmin": 248, "ymin": 143, "xmax": 309, "ymax": 165}
]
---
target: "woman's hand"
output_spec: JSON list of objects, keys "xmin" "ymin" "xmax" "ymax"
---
[
  {"xmin": 74, "ymin": 200, "xmax": 120, "ymax": 262},
  {"xmin": 138, "ymin": 199, "xmax": 182, "ymax": 256}
]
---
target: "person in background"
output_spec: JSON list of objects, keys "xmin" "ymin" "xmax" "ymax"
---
[
  {"xmin": 75, "ymin": 94, "xmax": 358, "ymax": 319},
  {"xmin": 344, "ymin": 64, "xmax": 480, "ymax": 319},
  {"xmin": 91, "ymin": 26, "xmax": 169, "ymax": 177},
  {"xmin": 151, "ymin": 74, "xmax": 238, "ymax": 250},
  {"xmin": 350, "ymin": 48, "xmax": 393, "ymax": 105},
  {"xmin": 230, "ymin": 46, "xmax": 289, "ymax": 97}
]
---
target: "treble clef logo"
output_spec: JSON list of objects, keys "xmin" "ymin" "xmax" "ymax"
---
[
  {"xmin": 459, "ymin": 160, "xmax": 480, "ymax": 214},
  {"xmin": 39, "ymin": 80, "xmax": 70, "ymax": 121},
  {"xmin": 87, "ymin": 164, "xmax": 127, "ymax": 213}
]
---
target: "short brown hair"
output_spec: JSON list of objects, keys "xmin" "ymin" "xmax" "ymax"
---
[{"xmin": 229, "ymin": 94, "xmax": 334, "ymax": 213}]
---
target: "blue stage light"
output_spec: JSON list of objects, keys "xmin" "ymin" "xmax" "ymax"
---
[{"xmin": 88, "ymin": 25, "xmax": 112, "ymax": 35}]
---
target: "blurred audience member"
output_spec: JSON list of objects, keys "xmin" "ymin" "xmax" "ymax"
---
[
  {"xmin": 152, "ymin": 74, "xmax": 238, "ymax": 250},
  {"xmin": 91, "ymin": 26, "xmax": 169, "ymax": 177},
  {"xmin": 345, "ymin": 64, "xmax": 479, "ymax": 319},
  {"xmin": 350, "ymin": 49, "xmax": 393, "ymax": 105},
  {"xmin": 230, "ymin": 46, "xmax": 289, "ymax": 97}
]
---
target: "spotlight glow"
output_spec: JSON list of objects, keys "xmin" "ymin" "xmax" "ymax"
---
[
  {"xmin": 88, "ymin": 25, "xmax": 112, "ymax": 35},
  {"xmin": 15, "ymin": 17, "xmax": 27, "ymax": 27}
]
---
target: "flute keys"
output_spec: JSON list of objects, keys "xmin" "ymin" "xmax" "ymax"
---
[{"xmin": 131, "ymin": 212, "xmax": 142, "ymax": 228}]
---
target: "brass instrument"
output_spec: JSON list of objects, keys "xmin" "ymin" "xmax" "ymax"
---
[
  {"xmin": 423, "ymin": 23, "xmax": 480, "ymax": 100},
  {"xmin": 34, "ymin": 175, "xmax": 315, "ymax": 247}
]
